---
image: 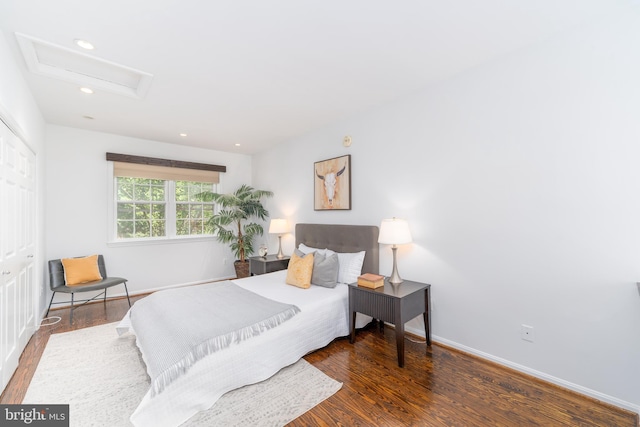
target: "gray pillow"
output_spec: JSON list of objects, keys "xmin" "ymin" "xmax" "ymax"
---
[{"xmin": 294, "ymin": 249, "xmax": 339, "ymax": 288}]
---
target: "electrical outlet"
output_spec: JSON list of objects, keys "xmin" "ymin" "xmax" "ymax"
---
[{"xmin": 521, "ymin": 324, "xmax": 534, "ymax": 342}]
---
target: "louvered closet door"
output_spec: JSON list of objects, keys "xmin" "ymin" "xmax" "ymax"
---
[{"xmin": 0, "ymin": 119, "xmax": 36, "ymax": 393}]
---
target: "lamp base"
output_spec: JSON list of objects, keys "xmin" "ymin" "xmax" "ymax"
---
[
  {"xmin": 276, "ymin": 235, "xmax": 285, "ymax": 259},
  {"xmin": 388, "ymin": 245, "xmax": 403, "ymax": 284}
]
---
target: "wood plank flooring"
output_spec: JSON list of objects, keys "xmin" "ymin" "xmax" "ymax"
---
[{"xmin": 1, "ymin": 296, "xmax": 637, "ymax": 426}]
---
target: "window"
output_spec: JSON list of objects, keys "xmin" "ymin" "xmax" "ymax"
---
[
  {"xmin": 107, "ymin": 153, "xmax": 226, "ymax": 242},
  {"xmin": 115, "ymin": 177, "xmax": 217, "ymax": 239}
]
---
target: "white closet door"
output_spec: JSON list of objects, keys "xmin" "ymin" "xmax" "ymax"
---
[{"xmin": 0, "ymin": 119, "xmax": 36, "ymax": 393}]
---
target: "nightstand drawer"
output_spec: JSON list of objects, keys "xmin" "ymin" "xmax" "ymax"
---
[{"xmin": 349, "ymin": 288, "xmax": 395, "ymax": 323}]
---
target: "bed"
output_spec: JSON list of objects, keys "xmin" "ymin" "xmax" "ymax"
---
[{"xmin": 118, "ymin": 223, "xmax": 379, "ymax": 427}]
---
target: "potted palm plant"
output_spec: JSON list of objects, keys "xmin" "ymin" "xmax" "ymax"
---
[{"xmin": 200, "ymin": 184, "xmax": 274, "ymax": 278}]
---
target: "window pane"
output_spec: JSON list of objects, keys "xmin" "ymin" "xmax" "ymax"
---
[
  {"xmin": 176, "ymin": 204, "xmax": 188, "ymax": 219},
  {"xmin": 135, "ymin": 220, "xmax": 150, "ymax": 237},
  {"xmin": 151, "ymin": 203, "xmax": 165, "ymax": 219},
  {"xmin": 117, "ymin": 183, "xmax": 133, "ymax": 201},
  {"xmin": 190, "ymin": 220, "xmax": 203, "ymax": 234},
  {"xmin": 151, "ymin": 185, "xmax": 165, "ymax": 201},
  {"xmin": 188, "ymin": 183, "xmax": 200, "ymax": 202},
  {"xmin": 151, "ymin": 220, "xmax": 165, "ymax": 237},
  {"xmin": 176, "ymin": 219, "xmax": 189, "ymax": 235},
  {"xmin": 175, "ymin": 181, "xmax": 188, "ymax": 201},
  {"xmin": 118, "ymin": 177, "xmax": 135, "ymax": 185},
  {"xmin": 190, "ymin": 204, "xmax": 203, "ymax": 219},
  {"xmin": 117, "ymin": 220, "xmax": 134, "ymax": 238},
  {"xmin": 117, "ymin": 203, "xmax": 134, "ymax": 220},
  {"xmin": 135, "ymin": 204, "xmax": 150, "ymax": 219},
  {"xmin": 134, "ymin": 184, "xmax": 151, "ymax": 201}
]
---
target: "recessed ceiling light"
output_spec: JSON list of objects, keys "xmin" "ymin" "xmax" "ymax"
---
[
  {"xmin": 235, "ymin": 143, "xmax": 241, "ymax": 147},
  {"xmin": 80, "ymin": 87, "xmax": 94, "ymax": 94},
  {"xmin": 75, "ymin": 39, "xmax": 94, "ymax": 50},
  {"xmin": 83, "ymin": 115, "xmax": 94, "ymax": 120},
  {"xmin": 179, "ymin": 133, "xmax": 187, "ymax": 137}
]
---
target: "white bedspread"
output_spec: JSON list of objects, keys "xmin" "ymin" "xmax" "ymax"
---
[{"xmin": 120, "ymin": 270, "xmax": 370, "ymax": 427}]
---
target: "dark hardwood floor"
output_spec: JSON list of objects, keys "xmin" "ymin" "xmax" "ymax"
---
[{"xmin": 1, "ymin": 296, "xmax": 637, "ymax": 427}]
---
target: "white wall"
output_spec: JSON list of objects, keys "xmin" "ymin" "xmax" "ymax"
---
[
  {"xmin": 0, "ymin": 31, "xmax": 47, "ymax": 313},
  {"xmin": 44, "ymin": 125, "xmax": 253, "ymax": 297},
  {"xmin": 253, "ymin": 8, "xmax": 640, "ymax": 413}
]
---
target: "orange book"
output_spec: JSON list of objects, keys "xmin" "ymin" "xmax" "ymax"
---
[{"xmin": 357, "ymin": 273, "xmax": 384, "ymax": 288}]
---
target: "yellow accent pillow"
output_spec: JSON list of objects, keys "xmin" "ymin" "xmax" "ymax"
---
[
  {"xmin": 61, "ymin": 255, "xmax": 103, "ymax": 286},
  {"xmin": 285, "ymin": 252, "xmax": 314, "ymax": 289}
]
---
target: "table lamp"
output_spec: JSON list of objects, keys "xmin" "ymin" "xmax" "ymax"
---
[
  {"xmin": 378, "ymin": 218, "xmax": 412, "ymax": 284},
  {"xmin": 269, "ymin": 219, "xmax": 289, "ymax": 259}
]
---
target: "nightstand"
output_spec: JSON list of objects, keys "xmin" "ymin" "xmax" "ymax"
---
[
  {"xmin": 349, "ymin": 278, "xmax": 431, "ymax": 367},
  {"xmin": 249, "ymin": 255, "xmax": 290, "ymax": 275}
]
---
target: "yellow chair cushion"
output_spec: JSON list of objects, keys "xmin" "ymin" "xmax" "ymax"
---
[
  {"xmin": 61, "ymin": 255, "xmax": 103, "ymax": 286},
  {"xmin": 285, "ymin": 252, "xmax": 314, "ymax": 289}
]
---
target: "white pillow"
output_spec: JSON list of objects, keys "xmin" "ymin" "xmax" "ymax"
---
[
  {"xmin": 298, "ymin": 243, "xmax": 329, "ymax": 256},
  {"xmin": 335, "ymin": 251, "xmax": 366, "ymax": 284}
]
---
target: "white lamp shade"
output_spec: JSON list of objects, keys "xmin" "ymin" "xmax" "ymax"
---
[
  {"xmin": 378, "ymin": 218, "xmax": 412, "ymax": 245},
  {"xmin": 268, "ymin": 218, "xmax": 289, "ymax": 234}
]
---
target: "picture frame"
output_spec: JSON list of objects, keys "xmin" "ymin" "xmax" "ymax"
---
[{"xmin": 314, "ymin": 154, "xmax": 351, "ymax": 210}]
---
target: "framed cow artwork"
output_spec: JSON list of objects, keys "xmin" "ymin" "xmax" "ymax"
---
[{"xmin": 314, "ymin": 154, "xmax": 351, "ymax": 210}]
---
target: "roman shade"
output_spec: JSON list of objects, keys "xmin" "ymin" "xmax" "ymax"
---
[{"xmin": 107, "ymin": 152, "xmax": 226, "ymax": 184}]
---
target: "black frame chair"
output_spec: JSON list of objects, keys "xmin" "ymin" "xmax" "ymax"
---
[{"xmin": 46, "ymin": 255, "xmax": 131, "ymax": 324}]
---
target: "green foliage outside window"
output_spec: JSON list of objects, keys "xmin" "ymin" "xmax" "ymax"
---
[
  {"xmin": 116, "ymin": 177, "xmax": 215, "ymax": 239},
  {"xmin": 116, "ymin": 177, "xmax": 166, "ymax": 238},
  {"xmin": 175, "ymin": 181, "xmax": 215, "ymax": 236}
]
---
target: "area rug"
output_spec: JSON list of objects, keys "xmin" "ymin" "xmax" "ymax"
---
[{"xmin": 23, "ymin": 322, "xmax": 342, "ymax": 426}]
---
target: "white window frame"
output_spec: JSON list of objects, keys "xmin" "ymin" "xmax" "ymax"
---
[{"xmin": 107, "ymin": 162, "xmax": 222, "ymax": 246}]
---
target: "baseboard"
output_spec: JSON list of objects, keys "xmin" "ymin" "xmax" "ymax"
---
[{"xmin": 404, "ymin": 325, "xmax": 640, "ymax": 417}]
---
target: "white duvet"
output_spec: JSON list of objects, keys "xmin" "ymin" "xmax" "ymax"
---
[{"xmin": 118, "ymin": 270, "xmax": 370, "ymax": 427}]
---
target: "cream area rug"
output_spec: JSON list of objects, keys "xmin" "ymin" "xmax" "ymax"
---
[{"xmin": 23, "ymin": 322, "xmax": 342, "ymax": 427}]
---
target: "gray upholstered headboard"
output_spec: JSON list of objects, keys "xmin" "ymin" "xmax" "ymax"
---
[{"xmin": 295, "ymin": 223, "xmax": 379, "ymax": 275}]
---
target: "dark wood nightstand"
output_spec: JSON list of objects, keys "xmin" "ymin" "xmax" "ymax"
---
[
  {"xmin": 349, "ymin": 278, "xmax": 431, "ymax": 367},
  {"xmin": 249, "ymin": 255, "xmax": 290, "ymax": 275}
]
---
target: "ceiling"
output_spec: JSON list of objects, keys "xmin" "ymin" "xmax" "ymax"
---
[{"xmin": 0, "ymin": 0, "xmax": 632, "ymax": 154}]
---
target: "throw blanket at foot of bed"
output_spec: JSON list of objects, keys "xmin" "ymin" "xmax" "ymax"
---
[{"xmin": 130, "ymin": 280, "xmax": 300, "ymax": 396}]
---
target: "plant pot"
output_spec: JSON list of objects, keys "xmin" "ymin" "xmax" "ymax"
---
[{"xmin": 234, "ymin": 260, "xmax": 250, "ymax": 279}]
